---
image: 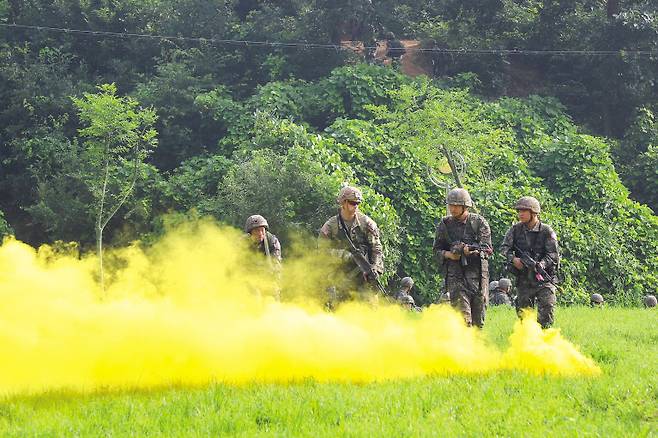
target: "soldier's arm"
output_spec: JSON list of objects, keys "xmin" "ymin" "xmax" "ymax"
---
[
  {"xmin": 539, "ymin": 227, "xmax": 559, "ymax": 270},
  {"xmin": 366, "ymin": 220, "xmax": 384, "ymax": 274},
  {"xmin": 433, "ymin": 220, "xmax": 450, "ymax": 264},
  {"xmin": 318, "ymin": 220, "xmax": 333, "ymax": 240},
  {"xmin": 477, "ymin": 217, "xmax": 493, "ymax": 252},
  {"xmin": 271, "ymin": 235, "xmax": 282, "ymax": 262},
  {"xmin": 499, "ymin": 227, "xmax": 515, "ymax": 265}
]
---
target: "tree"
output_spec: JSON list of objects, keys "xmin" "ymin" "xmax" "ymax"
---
[{"xmin": 71, "ymin": 84, "xmax": 157, "ymax": 290}]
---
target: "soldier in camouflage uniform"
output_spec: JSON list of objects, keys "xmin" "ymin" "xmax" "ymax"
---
[
  {"xmin": 319, "ymin": 186, "xmax": 384, "ymax": 302},
  {"xmin": 433, "ymin": 188, "xmax": 492, "ymax": 328},
  {"xmin": 244, "ymin": 214, "xmax": 282, "ymax": 299},
  {"xmin": 394, "ymin": 277, "xmax": 418, "ymax": 308},
  {"xmin": 244, "ymin": 215, "xmax": 282, "ymax": 262},
  {"xmin": 490, "ymin": 277, "xmax": 513, "ymax": 306},
  {"xmin": 500, "ymin": 196, "xmax": 560, "ymax": 329}
]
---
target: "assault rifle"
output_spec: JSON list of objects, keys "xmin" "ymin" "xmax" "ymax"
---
[
  {"xmin": 512, "ymin": 245, "xmax": 550, "ymax": 282},
  {"xmin": 345, "ymin": 243, "xmax": 389, "ymax": 298},
  {"xmin": 337, "ymin": 215, "xmax": 390, "ymax": 299},
  {"xmin": 450, "ymin": 242, "xmax": 493, "ymax": 267}
]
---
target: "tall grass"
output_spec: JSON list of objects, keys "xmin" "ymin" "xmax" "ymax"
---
[{"xmin": 0, "ymin": 307, "xmax": 655, "ymax": 436}]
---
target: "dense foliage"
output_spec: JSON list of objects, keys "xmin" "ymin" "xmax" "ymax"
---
[{"xmin": 1, "ymin": 1, "xmax": 657, "ymax": 305}]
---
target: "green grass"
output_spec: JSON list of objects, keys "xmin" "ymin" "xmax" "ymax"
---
[{"xmin": 0, "ymin": 307, "xmax": 655, "ymax": 436}]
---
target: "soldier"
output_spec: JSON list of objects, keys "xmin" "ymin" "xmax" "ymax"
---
[
  {"xmin": 498, "ymin": 277, "xmax": 514, "ymax": 304},
  {"xmin": 319, "ymin": 186, "xmax": 384, "ymax": 302},
  {"xmin": 394, "ymin": 277, "xmax": 415, "ymax": 301},
  {"xmin": 244, "ymin": 214, "xmax": 282, "ymax": 300},
  {"xmin": 490, "ymin": 280, "xmax": 512, "ymax": 306},
  {"xmin": 644, "ymin": 295, "xmax": 657, "ymax": 308},
  {"xmin": 500, "ymin": 196, "xmax": 560, "ymax": 329},
  {"xmin": 244, "ymin": 215, "xmax": 282, "ymax": 262},
  {"xmin": 399, "ymin": 293, "xmax": 421, "ymax": 312},
  {"xmin": 394, "ymin": 277, "xmax": 420, "ymax": 311},
  {"xmin": 590, "ymin": 293, "xmax": 604, "ymax": 307},
  {"xmin": 433, "ymin": 188, "xmax": 492, "ymax": 328},
  {"xmin": 488, "ymin": 281, "xmax": 499, "ymax": 298}
]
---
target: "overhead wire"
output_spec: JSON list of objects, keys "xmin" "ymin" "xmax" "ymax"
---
[{"xmin": 1, "ymin": 22, "xmax": 657, "ymax": 57}]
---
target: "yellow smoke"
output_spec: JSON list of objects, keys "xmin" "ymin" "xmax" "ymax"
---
[{"xmin": 0, "ymin": 221, "xmax": 599, "ymax": 394}]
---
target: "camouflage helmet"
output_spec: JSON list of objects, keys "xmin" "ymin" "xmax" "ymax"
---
[
  {"xmin": 644, "ymin": 295, "xmax": 657, "ymax": 308},
  {"xmin": 244, "ymin": 215, "xmax": 269, "ymax": 233},
  {"xmin": 590, "ymin": 293, "xmax": 604, "ymax": 304},
  {"xmin": 337, "ymin": 186, "xmax": 363, "ymax": 204},
  {"xmin": 498, "ymin": 278, "xmax": 512, "ymax": 290},
  {"xmin": 400, "ymin": 277, "xmax": 414, "ymax": 289},
  {"xmin": 489, "ymin": 281, "xmax": 499, "ymax": 291},
  {"xmin": 446, "ymin": 188, "xmax": 473, "ymax": 207},
  {"xmin": 514, "ymin": 196, "xmax": 541, "ymax": 214}
]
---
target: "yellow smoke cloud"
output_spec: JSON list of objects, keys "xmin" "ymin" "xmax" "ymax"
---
[{"xmin": 0, "ymin": 221, "xmax": 599, "ymax": 394}]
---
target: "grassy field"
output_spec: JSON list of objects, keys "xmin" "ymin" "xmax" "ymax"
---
[{"xmin": 0, "ymin": 307, "xmax": 655, "ymax": 437}]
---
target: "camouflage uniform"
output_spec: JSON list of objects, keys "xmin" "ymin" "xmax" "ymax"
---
[
  {"xmin": 319, "ymin": 187, "xmax": 383, "ymax": 303},
  {"xmin": 244, "ymin": 215, "xmax": 282, "ymax": 262},
  {"xmin": 433, "ymin": 212, "xmax": 492, "ymax": 328},
  {"xmin": 395, "ymin": 290, "xmax": 421, "ymax": 311},
  {"xmin": 244, "ymin": 215, "xmax": 282, "ymax": 299},
  {"xmin": 500, "ymin": 220, "xmax": 560, "ymax": 328},
  {"xmin": 490, "ymin": 288, "xmax": 512, "ymax": 306},
  {"xmin": 251, "ymin": 231, "xmax": 282, "ymax": 262},
  {"xmin": 319, "ymin": 211, "xmax": 384, "ymax": 284}
]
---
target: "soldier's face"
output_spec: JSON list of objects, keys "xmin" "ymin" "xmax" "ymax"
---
[
  {"xmin": 250, "ymin": 226, "xmax": 266, "ymax": 242},
  {"xmin": 448, "ymin": 204, "xmax": 466, "ymax": 219},
  {"xmin": 517, "ymin": 209, "xmax": 533, "ymax": 223},
  {"xmin": 341, "ymin": 200, "xmax": 359, "ymax": 216}
]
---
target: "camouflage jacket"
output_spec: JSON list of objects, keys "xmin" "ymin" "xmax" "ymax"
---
[
  {"xmin": 489, "ymin": 289, "xmax": 512, "ymax": 306},
  {"xmin": 500, "ymin": 221, "xmax": 559, "ymax": 285},
  {"xmin": 432, "ymin": 213, "xmax": 492, "ymax": 276},
  {"xmin": 319, "ymin": 211, "xmax": 384, "ymax": 274},
  {"xmin": 249, "ymin": 231, "xmax": 282, "ymax": 262}
]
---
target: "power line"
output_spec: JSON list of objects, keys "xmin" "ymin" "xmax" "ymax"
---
[{"xmin": 1, "ymin": 22, "xmax": 657, "ymax": 57}]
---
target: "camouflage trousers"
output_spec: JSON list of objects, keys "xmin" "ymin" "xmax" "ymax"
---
[
  {"xmin": 446, "ymin": 272, "xmax": 486, "ymax": 328},
  {"xmin": 515, "ymin": 282, "xmax": 556, "ymax": 329}
]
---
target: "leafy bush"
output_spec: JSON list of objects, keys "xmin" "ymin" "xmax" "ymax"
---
[{"xmin": 0, "ymin": 210, "xmax": 12, "ymax": 238}]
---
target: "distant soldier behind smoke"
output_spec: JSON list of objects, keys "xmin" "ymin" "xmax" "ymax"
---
[
  {"xmin": 395, "ymin": 277, "xmax": 419, "ymax": 311},
  {"xmin": 244, "ymin": 215, "xmax": 282, "ymax": 262},
  {"xmin": 500, "ymin": 196, "xmax": 560, "ymax": 329},
  {"xmin": 244, "ymin": 214, "xmax": 282, "ymax": 299}
]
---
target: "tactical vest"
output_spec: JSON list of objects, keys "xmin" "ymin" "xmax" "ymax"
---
[
  {"xmin": 337, "ymin": 213, "xmax": 370, "ymax": 258},
  {"xmin": 258, "ymin": 231, "xmax": 277, "ymax": 257},
  {"xmin": 511, "ymin": 222, "xmax": 558, "ymax": 279},
  {"xmin": 439, "ymin": 213, "xmax": 488, "ymax": 270}
]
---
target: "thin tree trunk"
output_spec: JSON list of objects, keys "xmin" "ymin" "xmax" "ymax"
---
[
  {"xmin": 97, "ymin": 157, "xmax": 110, "ymax": 293},
  {"xmin": 96, "ymin": 225, "xmax": 104, "ymax": 292}
]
